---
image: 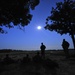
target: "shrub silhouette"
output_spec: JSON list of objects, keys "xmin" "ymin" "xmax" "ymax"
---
[{"xmin": 2, "ymin": 54, "xmax": 15, "ymax": 65}]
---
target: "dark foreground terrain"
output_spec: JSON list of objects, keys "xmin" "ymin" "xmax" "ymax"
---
[{"xmin": 0, "ymin": 50, "xmax": 75, "ymax": 75}]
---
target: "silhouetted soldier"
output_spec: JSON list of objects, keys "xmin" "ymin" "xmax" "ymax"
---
[
  {"xmin": 22, "ymin": 54, "xmax": 31, "ymax": 65},
  {"xmin": 62, "ymin": 39, "xmax": 70, "ymax": 58},
  {"xmin": 40, "ymin": 43, "xmax": 46, "ymax": 59},
  {"xmin": 32, "ymin": 52, "xmax": 42, "ymax": 64},
  {"xmin": 32, "ymin": 52, "xmax": 42, "ymax": 72},
  {"xmin": 20, "ymin": 54, "xmax": 31, "ymax": 71},
  {"xmin": 3, "ymin": 54, "xmax": 14, "ymax": 64}
]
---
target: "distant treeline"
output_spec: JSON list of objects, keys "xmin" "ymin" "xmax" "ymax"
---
[
  {"xmin": 0, "ymin": 49, "xmax": 74, "ymax": 53},
  {"xmin": 0, "ymin": 49, "xmax": 23, "ymax": 53}
]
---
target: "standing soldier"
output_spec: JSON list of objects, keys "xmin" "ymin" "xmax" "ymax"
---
[
  {"xmin": 62, "ymin": 39, "xmax": 70, "ymax": 58},
  {"xmin": 40, "ymin": 42, "xmax": 46, "ymax": 59}
]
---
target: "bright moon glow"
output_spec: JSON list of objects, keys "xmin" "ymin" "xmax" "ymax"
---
[{"xmin": 37, "ymin": 26, "xmax": 42, "ymax": 30}]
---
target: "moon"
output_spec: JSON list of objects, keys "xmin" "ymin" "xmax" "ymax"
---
[{"xmin": 37, "ymin": 26, "xmax": 42, "ymax": 30}]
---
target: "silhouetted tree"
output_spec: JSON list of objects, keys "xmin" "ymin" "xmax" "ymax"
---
[
  {"xmin": 0, "ymin": 0, "xmax": 40, "ymax": 33},
  {"xmin": 45, "ymin": 0, "xmax": 75, "ymax": 49}
]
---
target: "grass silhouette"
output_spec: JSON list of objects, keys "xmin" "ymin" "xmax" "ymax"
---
[{"xmin": 0, "ymin": 49, "xmax": 75, "ymax": 75}]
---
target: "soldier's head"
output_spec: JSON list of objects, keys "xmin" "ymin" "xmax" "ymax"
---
[
  {"xmin": 41, "ymin": 42, "xmax": 43, "ymax": 45},
  {"xmin": 63, "ymin": 39, "xmax": 65, "ymax": 41}
]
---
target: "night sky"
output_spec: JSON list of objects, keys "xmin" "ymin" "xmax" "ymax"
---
[{"xmin": 0, "ymin": 0, "xmax": 74, "ymax": 50}]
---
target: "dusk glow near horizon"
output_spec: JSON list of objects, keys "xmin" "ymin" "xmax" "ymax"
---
[{"xmin": 0, "ymin": 0, "xmax": 74, "ymax": 50}]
